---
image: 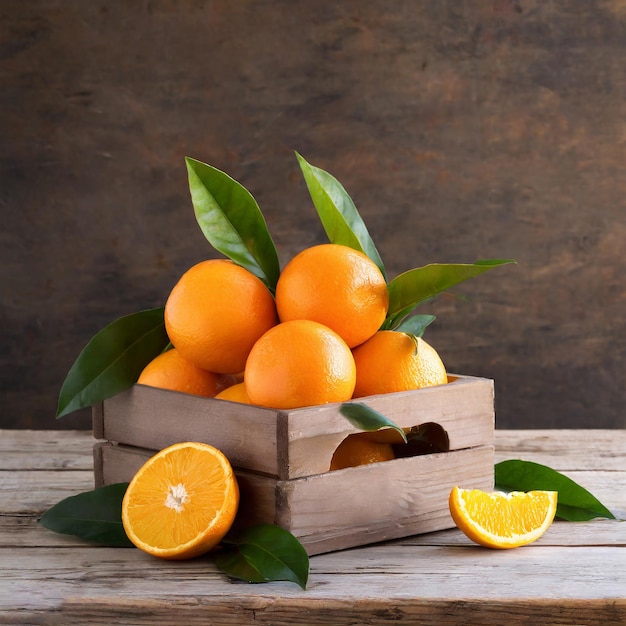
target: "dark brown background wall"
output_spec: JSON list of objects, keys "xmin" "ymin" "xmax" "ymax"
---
[{"xmin": 2, "ymin": 1, "xmax": 625, "ymax": 430}]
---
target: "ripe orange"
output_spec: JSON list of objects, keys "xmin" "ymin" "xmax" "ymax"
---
[
  {"xmin": 121, "ymin": 441, "xmax": 239, "ymax": 559},
  {"xmin": 449, "ymin": 487, "xmax": 558, "ymax": 549},
  {"xmin": 329, "ymin": 433, "xmax": 395, "ymax": 470},
  {"xmin": 164, "ymin": 259, "xmax": 277, "ymax": 374},
  {"xmin": 275, "ymin": 244, "xmax": 389, "ymax": 348},
  {"xmin": 352, "ymin": 331, "xmax": 448, "ymax": 397},
  {"xmin": 244, "ymin": 320, "xmax": 356, "ymax": 409},
  {"xmin": 214, "ymin": 382, "xmax": 251, "ymax": 404},
  {"xmin": 137, "ymin": 348, "xmax": 220, "ymax": 397}
]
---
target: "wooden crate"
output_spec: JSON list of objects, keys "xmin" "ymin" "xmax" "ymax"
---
[{"xmin": 93, "ymin": 374, "xmax": 495, "ymax": 555}]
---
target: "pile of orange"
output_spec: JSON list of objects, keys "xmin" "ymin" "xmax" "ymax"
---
[{"xmin": 139, "ymin": 244, "xmax": 447, "ymax": 409}]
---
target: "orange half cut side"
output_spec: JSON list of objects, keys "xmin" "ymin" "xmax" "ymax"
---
[
  {"xmin": 122, "ymin": 441, "xmax": 239, "ymax": 559},
  {"xmin": 449, "ymin": 486, "xmax": 557, "ymax": 549}
]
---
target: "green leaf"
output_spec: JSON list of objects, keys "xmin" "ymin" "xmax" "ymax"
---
[
  {"xmin": 394, "ymin": 314, "xmax": 436, "ymax": 336},
  {"xmin": 216, "ymin": 524, "xmax": 309, "ymax": 589},
  {"xmin": 57, "ymin": 307, "xmax": 170, "ymax": 418},
  {"xmin": 38, "ymin": 483, "xmax": 133, "ymax": 547},
  {"xmin": 386, "ymin": 260, "xmax": 516, "ymax": 321},
  {"xmin": 495, "ymin": 460, "xmax": 616, "ymax": 521},
  {"xmin": 340, "ymin": 402, "xmax": 408, "ymax": 443},
  {"xmin": 295, "ymin": 152, "xmax": 387, "ymax": 279},
  {"xmin": 186, "ymin": 156, "xmax": 280, "ymax": 290}
]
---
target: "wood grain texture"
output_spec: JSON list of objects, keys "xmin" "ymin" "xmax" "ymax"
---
[
  {"xmin": 494, "ymin": 428, "xmax": 626, "ymax": 471},
  {"xmin": 2, "ymin": 2, "xmax": 625, "ymax": 433},
  {"xmin": 52, "ymin": 597, "xmax": 626, "ymax": 626},
  {"xmin": 96, "ymin": 384, "xmax": 282, "ymax": 476},
  {"xmin": 275, "ymin": 446, "xmax": 494, "ymax": 554},
  {"xmin": 95, "ymin": 375, "xmax": 493, "ymax": 479},
  {"xmin": 286, "ymin": 375, "xmax": 494, "ymax": 477},
  {"xmin": 1, "ymin": 429, "xmax": 625, "ymax": 625},
  {"xmin": 0, "ymin": 429, "xmax": 93, "ymax": 470}
]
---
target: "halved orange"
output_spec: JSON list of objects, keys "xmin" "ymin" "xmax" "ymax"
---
[
  {"xmin": 122, "ymin": 442, "xmax": 239, "ymax": 559},
  {"xmin": 449, "ymin": 486, "xmax": 557, "ymax": 549}
]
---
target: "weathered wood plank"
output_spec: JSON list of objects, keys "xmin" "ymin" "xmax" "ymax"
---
[
  {"xmin": 0, "ymin": 517, "xmax": 94, "ymax": 549},
  {"xmin": 96, "ymin": 385, "xmax": 282, "ymax": 476},
  {"xmin": 0, "ymin": 429, "xmax": 93, "ymax": 470},
  {"xmin": 287, "ymin": 375, "xmax": 494, "ymax": 478},
  {"xmin": 54, "ymin": 597, "xmax": 626, "ymax": 626},
  {"xmin": 0, "ymin": 546, "xmax": 623, "ymax": 625},
  {"xmin": 277, "ymin": 446, "xmax": 493, "ymax": 554},
  {"xmin": 0, "ymin": 471, "xmax": 95, "ymax": 514},
  {"xmin": 495, "ymin": 429, "xmax": 626, "ymax": 471},
  {"xmin": 95, "ymin": 376, "xmax": 494, "ymax": 480}
]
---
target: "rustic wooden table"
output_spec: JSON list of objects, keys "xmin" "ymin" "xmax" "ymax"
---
[{"xmin": 1, "ymin": 429, "xmax": 624, "ymax": 625}]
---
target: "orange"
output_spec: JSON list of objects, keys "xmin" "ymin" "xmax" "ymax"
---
[
  {"xmin": 275, "ymin": 244, "xmax": 389, "ymax": 348},
  {"xmin": 352, "ymin": 331, "xmax": 447, "ymax": 397},
  {"xmin": 121, "ymin": 441, "xmax": 239, "ymax": 560},
  {"xmin": 244, "ymin": 320, "xmax": 356, "ymax": 409},
  {"xmin": 449, "ymin": 487, "xmax": 558, "ymax": 549},
  {"xmin": 214, "ymin": 382, "xmax": 251, "ymax": 404},
  {"xmin": 137, "ymin": 348, "xmax": 220, "ymax": 397},
  {"xmin": 329, "ymin": 433, "xmax": 395, "ymax": 470},
  {"xmin": 164, "ymin": 259, "xmax": 278, "ymax": 374}
]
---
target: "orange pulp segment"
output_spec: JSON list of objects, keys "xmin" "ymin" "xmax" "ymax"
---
[{"xmin": 449, "ymin": 486, "xmax": 557, "ymax": 549}]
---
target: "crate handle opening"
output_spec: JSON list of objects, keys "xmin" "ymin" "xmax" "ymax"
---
[
  {"xmin": 328, "ymin": 422, "xmax": 450, "ymax": 471},
  {"xmin": 391, "ymin": 422, "xmax": 450, "ymax": 459}
]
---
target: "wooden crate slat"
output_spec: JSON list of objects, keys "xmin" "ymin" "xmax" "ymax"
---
[
  {"xmin": 276, "ymin": 445, "xmax": 494, "ymax": 555},
  {"xmin": 94, "ymin": 385, "xmax": 282, "ymax": 476},
  {"xmin": 94, "ymin": 375, "xmax": 494, "ymax": 480},
  {"xmin": 284, "ymin": 376, "xmax": 494, "ymax": 478}
]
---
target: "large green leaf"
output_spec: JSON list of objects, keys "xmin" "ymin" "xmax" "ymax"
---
[
  {"xmin": 386, "ymin": 260, "xmax": 516, "ymax": 321},
  {"xmin": 186, "ymin": 157, "xmax": 280, "ymax": 290},
  {"xmin": 216, "ymin": 524, "xmax": 309, "ymax": 589},
  {"xmin": 56, "ymin": 307, "xmax": 169, "ymax": 417},
  {"xmin": 295, "ymin": 152, "xmax": 386, "ymax": 279},
  {"xmin": 495, "ymin": 460, "xmax": 616, "ymax": 521},
  {"xmin": 340, "ymin": 402, "xmax": 408, "ymax": 443},
  {"xmin": 38, "ymin": 483, "xmax": 133, "ymax": 547}
]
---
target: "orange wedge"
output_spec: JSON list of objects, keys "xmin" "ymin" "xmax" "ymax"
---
[
  {"xmin": 122, "ymin": 442, "xmax": 239, "ymax": 559},
  {"xmin": 449, "ymin": 486, "xmax": 557, "ymax": 549}
]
